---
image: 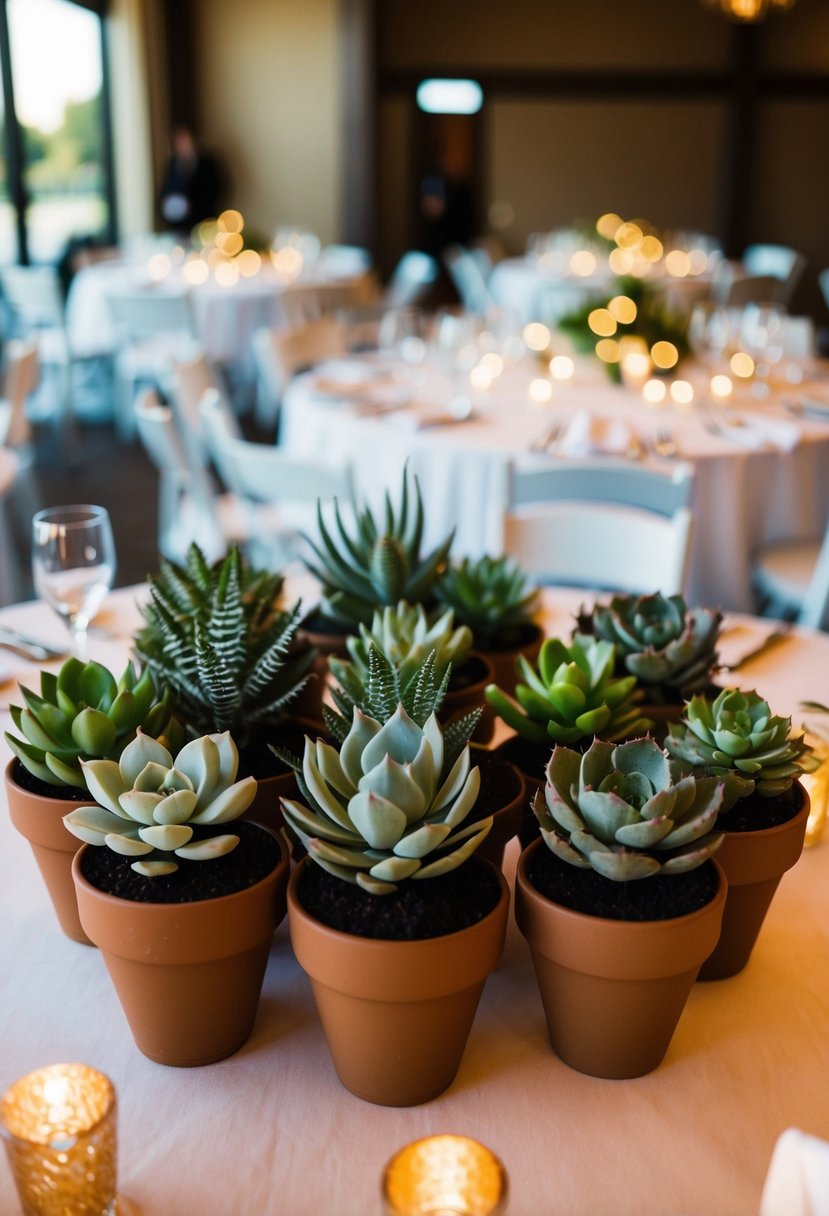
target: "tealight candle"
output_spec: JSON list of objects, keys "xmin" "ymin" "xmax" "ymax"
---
[
  {"xmin": 620, "ymin": 351, "xmax": 652, "ymax": 392},
  {"xmin": 528, "ymin": 377, "xmax": 553, "ymax": 404},
  {"xmin": 382, "ymin": 1135, "xmax": 508, "ymax": 1216},
  {"xmin": 1, "ymin": 1064, "xmax": 118, "ymax": 1216},
  {"xmin": 670, "ymin": 379, "xmax": 695, "ymax": 407},
  {"xmin": 710, "ymin": 373, "xmax": 734, "ymax": 401}
]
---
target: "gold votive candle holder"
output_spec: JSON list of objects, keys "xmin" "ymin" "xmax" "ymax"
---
[
  {"xmin": 1, "ymin": 1064, "xmax": 117, "ymax": 1216},
  {"xmin": 382, "ymin": 1134, "xmax": 508, "ymax": 1216}
]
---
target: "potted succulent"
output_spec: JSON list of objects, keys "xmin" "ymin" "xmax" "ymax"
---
[
  {"xmin": 577, "ymin": 592, "xmax": 722, "ymax": 726},
  {"xmin": 435, "ymin": 554, "xmax": 543, "ymax": 696},
  {"xmin": 4, "ymin": 657, "xmax": 181, "ymax": 944},
  {"xmin": 65, "ymin": 730, "xmax": 289, "ymax": 1066},
  {"xmin": 515, "ymin": 737, "xmax": 726, "ymax": 1078},
  {"xmin": 281, "ymin": 703, "xmax": 509, "ymax": 1106},
  {"xmin": 329, "ymin": 599, "xmax": 494, "ymax": 742},
  {"xmin": 135, "ymin": 543, "xmax": 316, "ymax": 822},
  {"xmin": 299, "ymin": 469, "xmax": 455, "ymax": 710},
  {"xmin": 665, "ymin": 688, "xmax": 817, "ymax": 979},
  {"xmin": 486, "ymin": 634, "xmax": 653, "ymax": 844},
  {"xmin": 323, "ymin": 642, "xmax": 525, "ymax": 869}
]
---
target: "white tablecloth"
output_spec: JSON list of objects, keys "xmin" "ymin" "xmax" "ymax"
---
[
  {"xmin": 280, "ymin": 358, "xmax": 829, "ymax": 613},
  {"xmin": 66, "ymin": 261, "xmax": 360, "ymax": 366},
  {"xmin": 0, "ymin": 585, "xmax": 828, "ymax": 1216}
]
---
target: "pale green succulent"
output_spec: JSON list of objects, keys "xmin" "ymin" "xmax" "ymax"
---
[
  {"xmin": 329, "ymin": 600, "xmax": 471, "ymax": 706},
  {"xmin": 5, "ymin": 658, "xmax": 182, "ymax": 790},
  {"xmin": 63, "ymin": 730, "xmax": 257, "ymax": 877},
  {"xmin": 281, "ymin": 704, "xmax": 492, "ymax": 895},
  {"xmin": 579, "ymin": 593, "xmax": 722, "ymax": 698},
  {"xmin": 665, "ymin": 688, "xmax": 818, "ymax": 809},
  {"xmin": 534, "ymin": 737, "xmax": 724, "ymax": 881},
  {"xmin": 485, "ymin": 634, "xmax": 652, "ymax": 745},
  {"xmin": 435, "ymin": 555, "xmax": 540, "ymax": 649},
  {"xmin": 303, "ymin": 468, "xmax": 454, "ymax": 629}
]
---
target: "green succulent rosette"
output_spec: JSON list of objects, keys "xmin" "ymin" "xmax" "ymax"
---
[
  {"xmin": 63, "ymin": 730, "xmax": 256, "ymax": 876},
  {"xmin": 581, "ymin": 592, "xmax": 721, "ymax": 699},
  {"xmin": 533, "ymin": 736, "xmax": 724, "ymax": 881},
  {"xmin": 333, "ymin": 601, "xmax": 472, "ymax": 691},
  {"xmin": 302, "ymin": 468, "xmax": 454, "ymax": 630},
  {"xmin": 665, "ymin": 688, "xmax": 818, "ymax": 809},
  {"xmin": 5, "ymin": 657, "xmax": 182, "ymax": 790},
  {"xmin": 485, "ymin": 634, "xmax": 652, "ymax": 745},
  {"xmin": 281, "ymin": 703, "xmax": 492, "ymax": 895},
  {"xmin": 435, "ymin": 555, "xmax": 540, "ymax": 650}
]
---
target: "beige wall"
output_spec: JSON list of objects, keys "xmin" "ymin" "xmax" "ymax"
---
[{"xmin": 191, "ymin": 0, "xmax": 341, "ymax": 244}]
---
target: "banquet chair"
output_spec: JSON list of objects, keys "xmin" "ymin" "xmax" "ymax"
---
[
  {"xmin": 742, "ymin": 244, "xmax": 807, "ymax": 309},
  {"xmin": 171, "ymin": 349, "xmax": 230, "ymax": 464},
  {"xmin": 752, "ymin": 520, "xmax": 829, "ymax": 630},
  {"xmin": 382, "ymin": 251, "xmax": 439, "ymax": 309},
  {"xmin": 199, "ymin": 387, "xmax": 354, "ymax": 565},
  {"xmin": 443, "ymin": 245, "xmax": 495, "ymax": 314},
  {"xmin": 0, "ymin": 265, "xmax": 86, "ymax": 439},
  {"xmin": 108, "ymin": 290, "xmax": 199, "ymax": 440},
  {"xmin": 0, "ymin": 338, "xmax": 39, "ymax": 452},
  {"xmin": 317, "ymin": 245, "xmax": 372, "ymax": 278},
  {"xmin": 133, "ymin": 388, "xmax": 251, "ymax": 564},
  {"xmin": 501, "ymin": 459, "xmax": 695, "ymax": 596},
  {"xmin": 251, "ymin": 315, "xmax": 347, "ymax": 430},
  {"xmin": 819, "ymin": 268, "xmax": 829, "ymax": 314}
]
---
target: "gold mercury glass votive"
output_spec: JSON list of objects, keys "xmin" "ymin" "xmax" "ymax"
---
[
  {"xmin": 382, "ymin": 1134, "xmax": 508, "ymax": 1216},
  {"xmin": 0, "ymin": 1064, "xmax": 118, "ymax": 1216}
]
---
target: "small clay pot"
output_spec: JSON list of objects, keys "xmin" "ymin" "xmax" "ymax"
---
[
  {"xmin": 698, "ymin": 782, "xmax": 809, "ymax": 982},
  {"xmin": 470, "ymin": 748, "xmax": 527, "ymax": 870},
  {"xmin": 515, "ymin": 839, "xmax": 726, "ymax": 1079},
  {"xmin": 72, "ymin": 826, "xmax": 290, "ymax": 1066},
  {"xmin": 441, "ymin": 651, "xmax": 496, "ymax": 744},
  {"xmin": 5, "ymin": 759, "xmax": 95, "ymax": 946},
  {"xmin": 288, "ymin": 858, "xmax": 509, "ymax": 1106},
  {"xmin": 479, "ymin": 622, "xmax": 544, "ymax": 698}
]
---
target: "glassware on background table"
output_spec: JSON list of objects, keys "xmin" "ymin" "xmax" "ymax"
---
[
  {"xmin": 31, "ymin": 504, "xmax": 116, "ymax": 661},
  {"xmin": 739, "ymin": 303, "xmax": 785, "ymax": 398}
]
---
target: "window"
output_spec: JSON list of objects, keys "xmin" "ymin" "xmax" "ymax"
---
[{"xmin": 0, "ymin": 0, "xmax": 113, "ymax": 265}]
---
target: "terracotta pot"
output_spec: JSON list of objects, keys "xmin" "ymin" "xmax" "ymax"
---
[
  {"xmin": 698, "ymin": 783, "xmax": 809, "ymax": 982},
  {"xmin": 5, "ymin": 759, "xmax": 95, "ymax": 946},
  {"xmin": 515, "ymin": 839, "xmax": 727, "ymax": 1079},
  {"xmin": 479, "ymin": 622, "xmax": 544, "ymax": 698},
  {"xmin": 72, "ymin": 827, "xmax": 290, "ymax": 1066},
  {"xmin": 288, "ymin": 859, "xmax": 510, "ymax": 1105},
  {"xmin": 442, "ymin": 651, "xmax": 496, "ymax": 745},
  {"xmin": 470, "ymin": 749, "xmax": 527, "ymax": 871},
  {"xmin": 294, "ymin": 616, "xmax": 352, "ymax": 724}
]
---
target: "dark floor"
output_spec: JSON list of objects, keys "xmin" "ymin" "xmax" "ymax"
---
[{"xmin": 4, "ymin": 418, "xmax": 161, "ymax": 602}]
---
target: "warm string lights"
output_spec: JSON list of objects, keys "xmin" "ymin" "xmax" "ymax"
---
[{"xmin": 701, "ymin": 0, "xmax": 795, "ymax": 21}]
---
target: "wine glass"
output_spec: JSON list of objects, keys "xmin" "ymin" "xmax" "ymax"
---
[{"xmin": 31, "ymin": 505, "xmax": 116, "ymax": 660}]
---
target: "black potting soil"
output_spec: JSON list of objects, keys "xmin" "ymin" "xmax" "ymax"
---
[
  {"xmin": 298, "ymin": 854, "xmax": 502, "ymax": 940},
  {"xmin": 480, "ymin": 621, "xmax": 540, "ymax": 653},
  {"xmin": 80, "ymin": 822, "xmax": 282, "ymax": 904},
  {"xmin": 716, "ymin": 784, "xmax": 802, "ymax": 834},
  {"xmin": 527, "ymin": 845, "xmax": 720, "ymax": 922},
  {"xmin": 470, "ymin": 747, "xmax": 522, "ymax": 816},
  {"xmin": 300, "ymin": 611, "xmax": 354, "ymax": 640},
  {"xmin": 497, "ymin": 736, "xmax": 553, "ymax": 786},
  {"xmin": 9, "ymin": 759, "xmax": 93, "ymax": 802},
  {"xmin": 449, "ymin": 653, "xmax": 489, "ymax": 693},
  {"xmin": 241, "ymin": 719, "xmax": 328, "ymax": 781}
]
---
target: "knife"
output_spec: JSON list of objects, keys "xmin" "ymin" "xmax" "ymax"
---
[{"xmin": 0, "ymin": 626, "xmax": 68, "ymax": 661}]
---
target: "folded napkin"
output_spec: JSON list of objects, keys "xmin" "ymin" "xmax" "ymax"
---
[
  {"xmin": 793, "ymin": 386, "xmax": 829, "ymax": 420},
  {"xmin": 557, "ymin": 411, "xmax": 635, "ymax": 457},
  {"xmin": 760, "ymin": 1128, "xmax": 829, "ymax": 1216},
  {"xmin": 714, "ymin": 412, "xmax": 801, "ymax": 452}
]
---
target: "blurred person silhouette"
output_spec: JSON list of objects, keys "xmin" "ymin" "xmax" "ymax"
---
[{"xmin": 159, "ymin": 125, "xmax": 224, "ymax": 237}]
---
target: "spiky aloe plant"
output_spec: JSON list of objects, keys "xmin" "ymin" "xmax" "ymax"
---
[
  {"xmin": 5, "ymin": 658, "xmax": 182, "ymax": 790},
  {"xmin": 63, "ymin": 730, "xmax": 256, "ymax": 876},
  {"xmin": 281, "ymin": 704, "xmax": 491, "ymax": 894},
  {"xmin": 435, "ymin": 555, "xmax": 540, "ymax": 649},
  {"xmin": 485, "ymin": 635, "xmax": 652, "ymax": 746},
  {"xmin": 534, "ymin": 737, "xmax": 724, "ymax": 881},
  {"xmin": 302, "ymin": 468, "xmax": 454, "ymax": 629},
  {"xmin": 665, "ymin": 688, "xmax": 819, "ymax": 809},
  {"xmin": 579, "ymin": 593, "xmax": 721, "ymax": 700},
  {"xmin": 135, "ymin": 544, "xmax": 314, "ymax": 747}
]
